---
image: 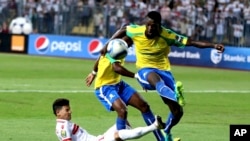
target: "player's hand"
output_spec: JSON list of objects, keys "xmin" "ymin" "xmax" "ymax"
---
[
  {"xmin": 85, "ymin": 73, "xmax": 96, "ymax": 87},
  {"xmin": 214, "ymin": 44, "xmax": 225, "ymax": 53}
]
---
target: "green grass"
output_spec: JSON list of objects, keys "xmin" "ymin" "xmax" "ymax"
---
[{"xmin": 0, "ymin": 53, "xmax": 250, "ymax": 141}]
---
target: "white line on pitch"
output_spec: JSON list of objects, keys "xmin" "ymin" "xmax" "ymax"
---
[{"xmin": 0, "ymin": 90, "xmax": 249, "ymax": 93}]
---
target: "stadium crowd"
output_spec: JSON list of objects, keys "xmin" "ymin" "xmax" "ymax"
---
[{"xmin": 0, "ymin": 0, "xmax": 250, "ymax": 47}]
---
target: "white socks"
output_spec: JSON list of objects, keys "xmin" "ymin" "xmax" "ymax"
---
[{"xmin": 118, "ymin": 124, "xmax": 157, "ymax": 140}]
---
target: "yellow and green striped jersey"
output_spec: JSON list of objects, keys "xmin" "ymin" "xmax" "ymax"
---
[
  {"xmin": 94, "ymin": 55, "xmax": 124, "ymax": 89},
  {"xmin": 126, "ymin": 24, "xmax": 188, "ymax": 71}
]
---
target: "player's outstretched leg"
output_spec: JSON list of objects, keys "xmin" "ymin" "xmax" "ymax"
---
[
  {"xmin": 175, "ymin": 81, "xmax": 185, "ymax": 107},
  {"xmin": 154, "ymin": 115, "xmax": 165, "ymax": 129},
  {"xmin": 117, "ymin": 115, "xmax": 165, "ymax": 140},
  {"xmin": 163, "ymin": 113, "xmax": 182, "ymax": 141},
  {"xmin": 142, "ymin": 111, "xmax": 166, "ymax": 141},
  {"xmin": 161, "ymin": 100, "xmax": 183, "ymax": 141}
]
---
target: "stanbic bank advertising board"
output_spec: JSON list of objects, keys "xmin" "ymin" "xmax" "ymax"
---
[{"xmin": 169, "ymin": 46, "xmax": 250, "ymax": 71}]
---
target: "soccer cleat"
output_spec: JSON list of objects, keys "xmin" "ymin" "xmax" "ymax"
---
[
  {"xmin": 165, "ymin": 133, "xmax": 173, "ymax": 141},
  {"xmin": 176, "ymin": 81, "xmax": 185, "ymax": 107},
  {"xmin": 164, "ymin": 133, "xmax": 181, "ymax": 141},
  {"xmin": 174, "ymin": 138, "xmax": 181, "ymax": 141},
  {"xmin": 154, "ymin": 115, "xmax": 165, "ymax": 129}
]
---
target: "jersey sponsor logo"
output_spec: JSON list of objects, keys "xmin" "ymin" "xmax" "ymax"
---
[
  {"xmin": 61, "ymin": 130, "xmax": 67, "ymax": 138},
  {"xmin": 88, "ymin": 39, "xmax": 103, "ymax": 57},
  {"xmin": 35, "ymin": 36, "xmax": 49, "ymax": 54},
  {"xmin": 210, "ymin": 49, "xmax": 222, "ymax": 64}
]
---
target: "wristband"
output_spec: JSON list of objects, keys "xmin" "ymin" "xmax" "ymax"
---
[
  {"xmin": 92, "ymin": 70, "xmax": 97, "ymax": 75},
  {"xmin": 134, "ymin": 73, "xmax": 138, "ymax": 79}
]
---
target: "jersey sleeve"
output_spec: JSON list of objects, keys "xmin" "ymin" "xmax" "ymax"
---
[
  {"xmin": 161, "ymin": 28, "xmax": 188, "ymax": 48},
  {"xmin": 126, "ymin": 24, "xmax": 143, "ymax": 38}
]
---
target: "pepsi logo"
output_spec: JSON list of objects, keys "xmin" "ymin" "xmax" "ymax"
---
[
  {"xmin": 88, "ymin": 39, "xmax": 103, "ymax": 56},
  {"xmin": 35, "ymin": 36, "xmax": 49, "ymax": 54}
]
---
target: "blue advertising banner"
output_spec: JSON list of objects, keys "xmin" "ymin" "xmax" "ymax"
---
[
  {"xmin": 169, "ymin": 46, "xmax": 250, "ymax": 71},
  {"xmin": 27, "ymin": 34, "xmax": 136, "ymax": 61},
  {"xmin": 28, "ymin": 34, "xmax": 250, "ymax": 71}
]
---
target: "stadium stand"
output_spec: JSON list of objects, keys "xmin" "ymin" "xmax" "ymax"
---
[{"xmin": 0, "ymin": 0, "xmax": 250, "ymax": 47}]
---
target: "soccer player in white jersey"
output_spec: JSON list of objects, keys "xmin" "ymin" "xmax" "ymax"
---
[{"xmin": 53, "ymin": 98, "xmax": 165, "ymax": 141}]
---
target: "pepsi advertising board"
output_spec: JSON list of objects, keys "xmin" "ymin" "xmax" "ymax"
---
[
  {"xmin": 27, "ymin": 34, "xmax": 136, "ymax": 61},
  {"xmin": 169, "ymin": 46, "xmax": 250, "ymax": 71},
  {"xmin": 28, "ymin": 34, "xmax": 107, "ymax": 58}
]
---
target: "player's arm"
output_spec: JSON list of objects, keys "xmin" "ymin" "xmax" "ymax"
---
[
  {"xmin": 105, "ymin": 54, "xmax": 135, "ymax": 78},
  {"xmin": 100, "ymin": 26, "xmax": 127, "ymax": 55},
  {"xmin": 113, "ymin": 62, "xmax": 135, "ymax": 78},
  {"xmin": 168, "ymin": 28, "xmax": 225, "ymax": 53},
  {"xmin": 85, "ymin": 56, "xmax": 100, "ymax": 87},
  {"xmin": 186, "ymin": 38, "xmax": 225, "ymax": 53}
]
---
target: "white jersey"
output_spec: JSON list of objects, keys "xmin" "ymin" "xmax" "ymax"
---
[{"xmin": 55, "ymin": 119, "xmax": 117, "ymax": 141}]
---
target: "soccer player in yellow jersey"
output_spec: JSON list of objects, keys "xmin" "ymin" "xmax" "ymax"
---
[
  {"xmin": 94, "ymin": 11, "xmax": 225, "ymax": 141},
  {"xmin": 86, "ymin": 36, "xmax": 166, "ymax": 141}
]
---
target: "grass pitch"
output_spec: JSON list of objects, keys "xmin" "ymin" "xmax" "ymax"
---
[{"xmin": 0, "ymin": 53, "xmax": 250, "ymax": 141}]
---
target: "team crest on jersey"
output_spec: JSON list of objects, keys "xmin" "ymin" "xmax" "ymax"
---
[
  {"xmin": 61, "ymin": 130, "xmax": 67, "ymax": 137},
  {"xmin": 175, "ymin": 35, "xmax": 183, "ymax": 43}
]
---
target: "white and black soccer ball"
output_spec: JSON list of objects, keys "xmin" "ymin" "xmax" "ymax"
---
[
  {"xmin": 107, "ymin": 39, "xmax": 128, "ymax": 60},
  {"xmin": 9, "ymin": 17, "xmax": 33, "ymax": 34}
]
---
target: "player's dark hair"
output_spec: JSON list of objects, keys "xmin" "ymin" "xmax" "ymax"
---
[
  {"xmin": 52, "ymin": 98, "xmax": 69, "ymax": 115},
  {"xmin": 146, "ymin": 11, "xmax": 162, "ymax": 24}
]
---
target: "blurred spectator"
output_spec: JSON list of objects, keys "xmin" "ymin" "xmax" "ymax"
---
[
  {"xmin": 160, "ymin": 2, "xmax": 171, "ymax": 27},
  {"xmin": 7, "ymin": 0, "xmax": 17, "ymax": 18},
  {"xmin": 108, "ymin": 11, "xmax": 118, "ymax": 37},
  {"xmin": 81, "ymin": 0, "xmax": 92, "ymax": 27},
  {"xmin": 215, "ymin": 18, "xmax": 225, "ymax": 44},
  {"xmin": 0, "ymin": 21, "xmax": 9, "ymax": 33},
  {"xmin": 1, "ymin": 0, "xmax": 250, "ymax": 47},
  {"xmin": 243, "ymin": 2, "xmax": 250, "ymax": 46},
  {"xmin": 214, "ymin": 8, "xmax": 226, "ymax": 43},
  {"xmin": 36, "ymin": 2, "xmax": 44, "ymax": 33},
  {"xmin": 186, "ymin": 19, "xmax": 195, "ymax": 38},
  {"xmin": 205, "ymin": 19, "xmax": 215, "ymax": 42},
  {"xmin": 179, "ymin": 17, "xmax": 187, "ymax": 36},
  {"xmin": 232, "ymin": 19, "xmax": 244, "ymax": 46},
  {"xmin": 93, "ymin": 9, "xmax": 104, "ymax": 37}
]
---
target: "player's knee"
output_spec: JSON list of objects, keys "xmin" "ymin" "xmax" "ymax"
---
[
  {"xmin": 172, "ymin": 106, "xmax": 183, "ymax": 119},
  {"xmin": 147, "ymin": 72, "xmax": 162, "ymax": 85}
]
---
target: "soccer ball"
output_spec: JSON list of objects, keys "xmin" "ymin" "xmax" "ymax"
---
[
  {"xmin": 107, "ymin": 39, "xmax": 128, "ymax": 59},
  {"xmin": 9, "ymin": 17, "xmax": 33, "ymax": 34}
]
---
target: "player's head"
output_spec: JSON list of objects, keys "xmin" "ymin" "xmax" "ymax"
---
[
  {"xmin": 144, "ymin": 11, "xmax": 162, "ymax": 39},
  {"xmin": 52, "ymin": 98, "xmax": 72, "ymax": 120}
]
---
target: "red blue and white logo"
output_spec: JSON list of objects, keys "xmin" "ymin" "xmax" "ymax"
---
[
  {"xmin": 88, "ymin": 39, "xmax": 103, "ymax": 57},
  {"xmin": 35, "ymin": 36, "xmax": 50, "ymax": 54}
]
